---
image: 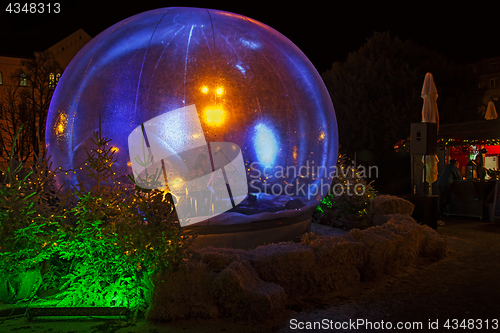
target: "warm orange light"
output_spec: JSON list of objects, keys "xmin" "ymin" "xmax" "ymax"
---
[
  {"xmin": 55, "ymin": 113, "xmax": 67, "ymax": 136},
  {"xmin": 201, "ymin": 86, "xmax": 209, "ymax": 94},
  {"xmin": 216, "ymin": 87, "xmax": 223, "ymax": 95},
  {"xmin": 171, "ymin": 177, "xmax": 183, "ymax": 185},
  {"xmin": 111, "ymin": 147, "xmax": 119, "ymax": 153},
  {"xmin": 205, "ymin": 107, "xmax": 224, "ymax": 124},
  {"xmin": 318, "ymin": 131, "xmax": 325, "ymax": 142}
]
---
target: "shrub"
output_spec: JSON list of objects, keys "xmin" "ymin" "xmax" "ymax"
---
[
  {"xmin": 0, "ymin": 123, "xmax": 194, "ymax": 311},
  {"xmin": 0, "ymin": 129, "xmax": 60, "ymax": 302}
]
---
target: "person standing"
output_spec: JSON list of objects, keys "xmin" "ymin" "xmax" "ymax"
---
[
  {"xmin": 437, "ymin": 159, "xmax": 462, "ymax": 217},
  {"xmin": 475, "ymin": 152, "xmax": 486, "ymax": 181}
]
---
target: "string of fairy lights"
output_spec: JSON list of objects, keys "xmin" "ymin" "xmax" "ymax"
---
[
  {"xmin": 394, "ymin": 137, "xmax": 500, "ymax": 153},
  {"xmin": 51, "ymin": 162, "xmax": 129, "ymax": 188},
  {"xmin": 0, "ymin": 160, "xmax": 131, "ymax": 194}
]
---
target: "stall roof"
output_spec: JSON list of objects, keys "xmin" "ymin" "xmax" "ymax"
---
[
  {"xmin": 395, "ymin": 119, "xmax": 500, "ymax": 152},
  {"xmin": 439, "ymin": 119, "xmax": 500, "ymax": 141}
]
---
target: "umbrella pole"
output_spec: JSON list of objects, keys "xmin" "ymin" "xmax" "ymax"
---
[
  {"xmin": 411, "ymin": 155, "xmax": 415, "ymax": 194},
  {"xmin": 424, "ymin": 156, "xmax": 428, "ymax": 196}
]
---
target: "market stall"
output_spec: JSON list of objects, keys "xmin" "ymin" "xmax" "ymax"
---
[
  {"xmin": 395, "ymin": 118, "xmax": 500, "ymax": 219},
  {"xmin": 436, "ymin": 119, "xmax": 500, "ymax": 218}
]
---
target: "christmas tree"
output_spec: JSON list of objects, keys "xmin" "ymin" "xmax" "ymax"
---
[{"xmin": 314, "ymin": 154, "xmax": 377, "ymax": 227}]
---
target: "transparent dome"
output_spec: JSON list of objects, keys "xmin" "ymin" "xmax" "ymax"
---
[{"xmin": 46, "ymin": 7, "xmax": 338, "ymax": 226}]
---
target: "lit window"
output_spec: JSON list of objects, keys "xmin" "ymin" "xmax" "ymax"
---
[
  {"xmin": 49, "ymin": 73, "xmax": 55, "ymax": 88},
  {"xmin": 0, "ymin": 71, "xmax": 3, "ymax": 85},
  {"xmin": 19, "ymin": 73, "xmax": 27, "ymax": 86},
  {"xmin": 56, "ymin": 73, "xmax": 61, "ymax": 83}
]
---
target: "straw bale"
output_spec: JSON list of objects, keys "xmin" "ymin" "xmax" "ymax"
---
[
  {"xmin": 211, "ymin": 260, "xmax": 287, "ymax": 325},
  {"xmin": 350, "ymin": 226, "xmax": 407, "ymax": 281},
  {"xmin": 306, "ymin": 235, "xmax": 367, "ymax": 295},
  {"xmin": 300, "ymin": 231, "xmax": 319, "ymax": 244},
  {"xmin": 382, "ymin": 214, "xmax": 421, "ymax": 234},
  {"xmin": 147, "ymin": 262, "xmax": 218, "ymax": 321},
  {"xmin": 148, "ymin": 210, "xmax": 446, "ymax": 323},
  {"xmin": 194, "ymin": 246, "xmax": 252, "ymax": 272},
  {"xmin": 381, "ymin": 214, "xmax": 425, "ymax": 265},
  {"xmin": 419, "ymin": 225, "xmax": 447, "ymax": 260},
  {"xmin": 303, "ymin": 234, "xmax": 367, "ymax": 269},
  {"xmin": 368, "ymin": 195, "xmax": 415, "ymax": 226},
  {"xmin": 250, "ymin": 242, "xmax": 317, "ymax": 303}
]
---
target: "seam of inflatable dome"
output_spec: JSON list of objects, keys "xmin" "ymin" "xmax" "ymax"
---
[
  {"xmin": 205, "ymin": 8, "xmax": 216, "ymax": 78},
  {"xmin": 133, "ymin": 8, "xmax": 171, "ymax": 116},
  {"xmin": 142, "ymin": 13, "xmax": 186, "ymax": 112},
  {"xmin": 67, "ymin": 22, "xmax": 121, "ymax": 166}
]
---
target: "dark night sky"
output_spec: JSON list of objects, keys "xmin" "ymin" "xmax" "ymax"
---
[{"xmin": 1, "ymin": 1, "xmax": 498, "ymax": 73}]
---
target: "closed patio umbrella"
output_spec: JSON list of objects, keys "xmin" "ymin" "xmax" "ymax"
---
[
  {"xmin": 485, "ymin": 100, "xmax": 498, "ymax": 120},
  {"xmin": 421, "ymin": 72, "xmax": 439, "ymax": 131},
  {"xmin": 421, "ymin": 72, "xmax": 439, "ymax": 193}
]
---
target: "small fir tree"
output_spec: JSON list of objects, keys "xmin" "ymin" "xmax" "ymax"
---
[{"xmin": 315, "ymin": 154, "xmax": 377, "ymax": 224}]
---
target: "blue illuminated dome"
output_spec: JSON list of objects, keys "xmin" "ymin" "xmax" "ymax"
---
[{"xmin": 46, "ymin": 7, "xmax": 338, "ymax": 221}]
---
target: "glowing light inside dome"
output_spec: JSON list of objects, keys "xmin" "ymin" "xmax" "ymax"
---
[
  {"xmin": 171, "ymin": 177, "xmax": 183, "ymax": 185},
  {"xmin": 205, "ymin": 107, "xmax": 224, "ymax": 124},
  {"xmin": 254, "ymin": 123, "xmax": 278, "ymax": 167},
  {"xmin": 55, "ymin": 113, "xmax": 67, "ymax": 136},
  {"xmin": 239, "ymin": 37, "xmax": 260, "ymax": 50},
  {"xmin": 318, "ymin": 131, "xmax": 326, "ymax": 142},
  {"xmin": 235, "ymin": 63, "xmax": 246, "ymax": 75},
  {"xmin": 200, "ymin": 85, "xmax": 223, "ymax": 95}
]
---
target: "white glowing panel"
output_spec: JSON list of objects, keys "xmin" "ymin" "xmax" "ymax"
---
[{"xmin": 128, "ymin": 104, "xmax": 247, "ymax": 226}]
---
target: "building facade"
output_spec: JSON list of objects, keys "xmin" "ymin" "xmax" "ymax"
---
[
  {"xmin": 473, "ymin": 56, "xmax": 500, "ymax": 111},
  {"xmin": 0, "ymin": 29, "xmax": 91, "ymax": 90},
  {"xmin": 0, "ymin": 29, "xmax": 91, "ymax": 163}
]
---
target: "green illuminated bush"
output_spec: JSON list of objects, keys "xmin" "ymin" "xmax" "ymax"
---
[
  {"xmin": 0, "ymin": 129, "xmax": 61, "ymax": 302},
  {"xmin": 0, "ymin": 124, "xmax": 193, "ymax": 310},
  {"xmin": 42, "ymin": 218, "xmax": 153, "ymax": 309}
]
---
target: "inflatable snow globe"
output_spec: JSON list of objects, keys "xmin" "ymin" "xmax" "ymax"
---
[{"xmin": 46, "ymin": 7, "xmax": 338, "ymax": 246}]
